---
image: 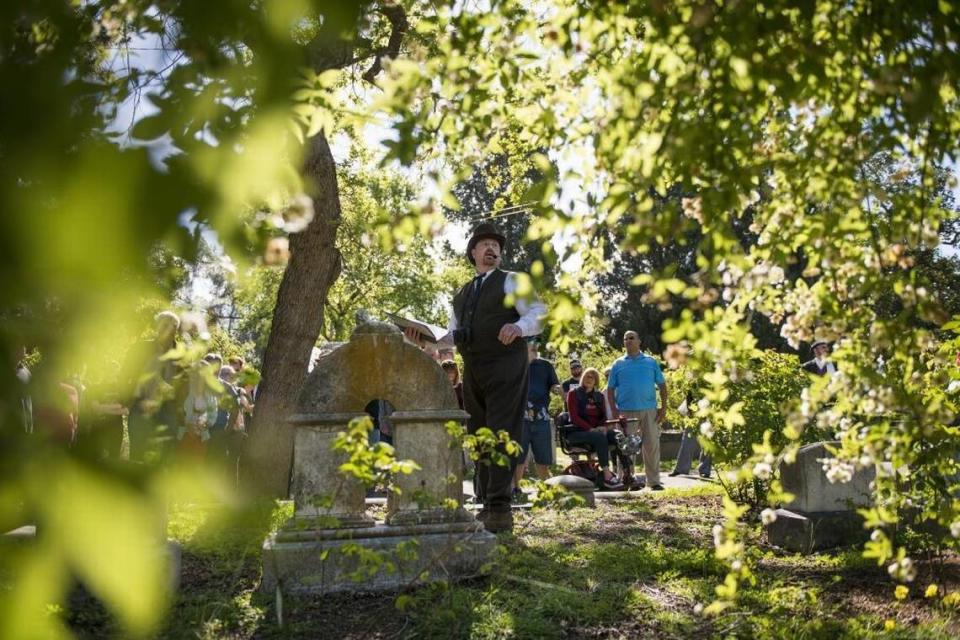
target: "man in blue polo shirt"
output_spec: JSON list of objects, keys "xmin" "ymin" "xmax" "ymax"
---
[{"xmin": 606, "ymin": 330, "xmax": 668, "ymax": 490}]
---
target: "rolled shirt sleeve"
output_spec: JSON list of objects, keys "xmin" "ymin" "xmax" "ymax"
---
[
  {"xmin": 447, "ymin": 304, "xmax": 458, "ymax": 333},
  {"xmin": 504, "ymin": 272, "xmax": 546, "ymax": 337}
]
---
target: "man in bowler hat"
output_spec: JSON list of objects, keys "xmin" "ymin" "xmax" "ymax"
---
[
  {"xmin": 450, "ymin": 222, "xmax": 545, "ymax": 532},
  {"xmin": 801, "ymin": 340, "xmax": 836, "ymax": 376}
]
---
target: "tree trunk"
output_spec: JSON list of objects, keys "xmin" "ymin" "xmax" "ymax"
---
[
  {"xmin": 242, "ymin": 132, "xmax": 343, "ymax": 497},
  {"xmin": 239, "ymin": 4, "xmax": 410, "ymax": 497}
]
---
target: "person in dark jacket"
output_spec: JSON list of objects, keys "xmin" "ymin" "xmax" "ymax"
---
[
  {"xmin": 565, "ymin": 367, "xmax": 623, "ymax": 489},
  {"xmin": 441, "ymin": 359, "xmax": 464, "ymax": 409},
  {"xmin": 801, "ymin": 340, "xmax": 836, "ymax": 376},
  {"xmin": 449, "ymin": 222, "xmax": 546, "ymax": 533},
  {"xmin": 561, "ymin": 359, "xmax": 584, "ymax": 394}
]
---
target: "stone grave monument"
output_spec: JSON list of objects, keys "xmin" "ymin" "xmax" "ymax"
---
[
  {"xmin": 543, "ymin": 475, "xmax": 596, "ymax": 507},
  {"xmin": 262, "ymin": 319, "xmax": 496, "ymax": 594},
  {"xmin": 765, "ymin": 441, "xmax": 874, "ymax": 554}
]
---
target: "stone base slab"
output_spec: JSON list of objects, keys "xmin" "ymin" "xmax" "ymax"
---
[
  {"xmin": 765, "ymin": 508, "xmax": 869, "ymax": 554},
  {"xmin": 262, "ymin": 520, "xmax": 496, "ymax": 595}
]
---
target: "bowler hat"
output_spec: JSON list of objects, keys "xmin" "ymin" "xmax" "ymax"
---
[
  {"xmin": 810, "ymin": 340, "xmax": 828, "ymax": 351},
  {"xmin": 466, "ymin": 222, "xmax": 506, "ymax": 265}
]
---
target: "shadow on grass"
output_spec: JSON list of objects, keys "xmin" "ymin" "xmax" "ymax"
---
[
  {"xmin": 399, "ymin": 503, "xmax": 726, "ymax": 640},
  {"xmin": 68, "ymin": 484, "xmax": 960, "ymax": 639},
  {"xmin": 158, "ymin": 497, "xmax": 283, "ymax": 638}
]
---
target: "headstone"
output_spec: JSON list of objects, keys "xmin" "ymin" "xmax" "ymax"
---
[
  {"xmin": 765, "ymin": 441, "xmax": 874, "ymax": 554},
  {"xmin": 544, "ymin": 475, "xmax": 596, "ymax": 508},
  {"xmin": 262, "ymin": 319, "xmax": 496, "ymax": 595},
  {"xmin": 659, "ymin": 430, "xmax": 683, "ymax": 460}
]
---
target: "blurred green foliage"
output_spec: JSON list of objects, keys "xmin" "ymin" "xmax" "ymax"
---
[
  {"xmin": 370, "ymin": 0, "xmax": 960, "ymax": 609},
  {"xmin": 4, "ymin": 0, "xmax": 960, "ymax": 633},
  {"xmin": 0, "ymin": 1, "xmax": 373, "ymax": 636},
  {"xmin": 667, "ymin": 352, "xmax": 811, "ymax": 509}
]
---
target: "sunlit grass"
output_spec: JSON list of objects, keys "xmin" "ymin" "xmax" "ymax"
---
[{"xmin": 62, "ymin": 485, "xmax": 960, "ymax": 639}]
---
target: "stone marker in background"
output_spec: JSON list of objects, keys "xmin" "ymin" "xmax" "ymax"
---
[
  {"xmin": 658, "ymin": 429, "xmax": 683, "ymax": 460},
  {"xmin": 261, "ymin": 319, "xmax": 495, "ymax": 595},
  {"xmin": 765, "ymin": 441, "xmax": 874, "ymax": 554},
  {"xmin": 544, "ymin": 474, "xmax": 596, "ymax": 508}
]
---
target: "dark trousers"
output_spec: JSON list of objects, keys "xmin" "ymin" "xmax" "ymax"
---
[
  {"xmin": 462, "ymin": 348, "xmax": 528, "ymax": 511},
  {"xmin": 566, "ymin": 429, "xmax": 619, "ymax": 468},
  {"xmin": 673, "ymin": 429, "xmax": 712, "ymax": 476}
]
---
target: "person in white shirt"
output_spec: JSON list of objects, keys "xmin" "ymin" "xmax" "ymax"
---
[{"xmin": 448, "ymin": 222, "xmax": 546, "ymax": 532}]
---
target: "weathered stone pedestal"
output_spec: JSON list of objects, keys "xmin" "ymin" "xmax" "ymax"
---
[
  {"xmin": 263, "ymin": 320, "xmax": 496, "ymax": 595},
  {"xmin": 544, "ymin": 475, "xmax": 596, "ymax": 507},
  {"xmin": 262, "ymin": 520, "xmax": 493, "ymax": 594},
  {"xmin": 765, "ymin": 441, "xmax": 873, "ymax": 554}
]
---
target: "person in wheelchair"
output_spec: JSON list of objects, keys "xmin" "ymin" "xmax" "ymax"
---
[{"xmin": 565, "ymin": 367, "xmax": 623, "ymax": 490}]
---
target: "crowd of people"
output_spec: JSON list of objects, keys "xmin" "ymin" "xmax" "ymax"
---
[
  {"xmin": 15, "ymin": 219, "xmax": 842, "ymax": 536},
  {"xmin": 15, "ymin": 310, "xmax": 259, "ymax": 483},
  {"xmin": 406, "ymin": 221, "xmax": 841, "ymax": 535}
]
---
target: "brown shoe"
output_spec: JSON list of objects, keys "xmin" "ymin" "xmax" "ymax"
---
[{"xmin": 482, "ymin": 509, "xmax": 513, "ymax": 533}]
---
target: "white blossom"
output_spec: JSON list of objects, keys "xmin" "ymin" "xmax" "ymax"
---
[
  {"xmin": 276, "ymin": 193, "xmax": 315, "ymax": 233},
  {"xmin": 753, "ymin": 462, "xmax": 772, "ymax": 480},
  {"xmin": 761, "ymin": 508, "xmax": 777, "ymax": 525},
  {"xmin": 887, "ymin": 557, "xmax": 917, "ymax": 582},
  {"xmin": 950, "ymin": 521, "xmax": 960, "ymax": 538},
  {"xmin": 822, "ymin": 458, "xmax": 855, "ymax": 484}
]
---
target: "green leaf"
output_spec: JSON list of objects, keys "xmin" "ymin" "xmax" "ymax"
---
[
  {"xmin": 131, "ymin": 115, "xmax": 170, "ymax": 141},
  {"xmin": 45, "ymin": 463, "xmax": 168, "ymax": 635}
]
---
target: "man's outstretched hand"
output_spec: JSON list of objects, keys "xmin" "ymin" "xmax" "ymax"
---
[{"xmin": 498, "ymin": 323, "xmax": 522, "ymax": 345}]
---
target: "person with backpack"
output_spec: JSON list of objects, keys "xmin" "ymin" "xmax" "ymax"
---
[{"xmin": 566, "ymin": 367, "xmax": 623, "ymax": 490}]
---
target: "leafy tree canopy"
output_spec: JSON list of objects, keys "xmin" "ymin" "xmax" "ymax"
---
[
  {"xmin": 371, "ymin": 0, "xmax": 960, "ymax": 610},
  {"xmin": 3, "ymin": 0, "xmax": 960, "ymax": 633}
]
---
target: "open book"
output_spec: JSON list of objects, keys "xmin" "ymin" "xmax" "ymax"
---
[{"xmin": 385, "ymin": 313, "xmax": 451, "ymax": 344}]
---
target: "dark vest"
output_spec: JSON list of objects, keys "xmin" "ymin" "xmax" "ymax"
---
[
  {"xmin": 573, "ymin": 387, "xmax": 606, "ymax": 427},
  {"xmin": 453, "ymin": 269, "xmax": 523, "ymax": 359},
  {"xmin": 801, "ymin": 359, "xmax": 828, "ymax": 376}
]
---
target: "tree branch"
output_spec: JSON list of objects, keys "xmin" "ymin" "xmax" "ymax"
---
[{"xmin": 362, "ymin": 2, "xmax": 409, "ymax": 84}]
